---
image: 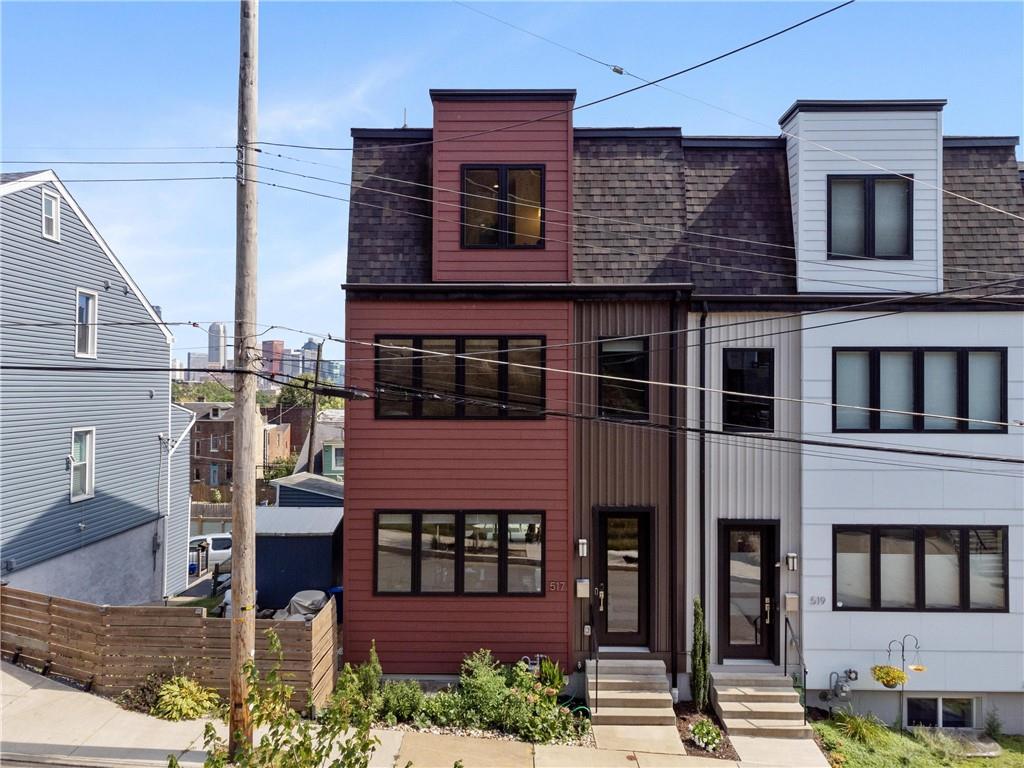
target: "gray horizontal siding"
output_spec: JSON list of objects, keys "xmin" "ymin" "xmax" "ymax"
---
[
  {"xmin": 164, "ymin": 407, "xmax": 194, "ymax": 596},
  {"xmin": 0, "ymin": 182, "xmax": 172, "ymax": 575},
  {"xmin": 278, "ymin": 486, "xmax": 343, "ymax": 508}
]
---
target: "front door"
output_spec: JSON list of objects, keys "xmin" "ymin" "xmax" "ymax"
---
[
  {"xmin": 719, "ymin": 523, "xmax": 777, "ymax": 661},
  {"xmin": 596, "ymin": 509, "xmax": 650, "ymax": 647}
]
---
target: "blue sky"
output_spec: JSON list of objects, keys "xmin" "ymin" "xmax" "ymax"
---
[{"xmin": 3, "ymin": 1, "xmax": 1021, "ymax": 361}]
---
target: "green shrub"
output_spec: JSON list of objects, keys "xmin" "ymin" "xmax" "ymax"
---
[
  {"xmin": 833, "ymin": 707, "xmax": 885, "ymax": 744},
  {"xmin": 690, "ymin": 597, "xmax": 710, "ymax": 712},
  {"xmin": 169, "ymin": 630, "xmax": 378, "ymax": 768},
  {"xmin": 537, "ymin": 657, "xmax": 566, "ymax": 693},
  {"xmin": 151, "ymin": 676, "xmax": 220, "ymax": 721},
  {"xmin": 116, "ymin": 671, "xmax": 170, "ymax": 714},
  {"xmin": 688, "ymin": 717, "xmax": 723, "ymax": 752},
  {"xmin": 356, "ymin": 640, "xmax": 383, "ymax": 702},
  {"xmin": 420, "ymin": 689, "xmax": 467, "ymax": 727},
  {"xmin": 499, "ymin": 661, "xmax": 581, "ymax": 743},
  {"xmin": 458, "ymin": 649, "xmax": 509, "ymax": 729},
  {"xmin": 984, "ymin": 705, "xmax": 1003, "ymax": 740},
  {"xmin": 380, "ymin": 680, "xmax": 425, "ymax": 725}
]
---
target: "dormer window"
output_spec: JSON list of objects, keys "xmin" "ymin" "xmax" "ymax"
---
[
  {"xmin": 461, "ymin": 165, "xmax": 544, "ymax": 248},
  {"xmin": 210, "ymin": 407, "xmax": 222, "ymax": 419},
  {"xmin": 827, "ymin": 175, "xmax": 912, "ymax": 260},
  {"xmin": 42, "ymin": 189, "xmax": 61, "ymax": 241}
]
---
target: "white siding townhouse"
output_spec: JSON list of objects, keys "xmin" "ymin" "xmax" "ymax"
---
[{"xmin": 0, "ymin": 170, "xmax": 195, "ymax": 604}]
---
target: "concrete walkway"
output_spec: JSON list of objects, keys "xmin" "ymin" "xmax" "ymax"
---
[{"xmin": 0, "ymin": 662, "xmax": 826, "ymax": 767}]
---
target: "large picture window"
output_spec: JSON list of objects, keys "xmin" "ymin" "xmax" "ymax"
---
[
  {"xmin": 597, "ymin": 338, "xmax": 649, "ymax": 420},
  {"xmin": 828, "ymin": 175, "xmax": 912, "ymax": 260},
  {"xmin": 833, "ymin": 348, "xmax": 1006, "ymax": 433},
  {"xmin": 833, "ymin": 525, "xmax": 1008, "ymax": 612},
  {"xmin": 722, "ymin": 348, "xmax": 774, "ymax": 432},
  {"xmin": 376, "ymin": 336, "xmax": 545, "ymax": 419},
  {"xmin": 462, "ymin": 165, "xmax": 544, "ymax": 248},
  {"xmin": 375, "ymin": 511, "xmax": 544, "ymax": 596}
]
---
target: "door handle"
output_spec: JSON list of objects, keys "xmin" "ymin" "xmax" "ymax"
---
[
  {"xmin": 597, "ymin": 585, "xmax": 606, "ymax": 612},
  {"xmin": 764, "ymin": 597, "xmax": 772, "ymax": 625}
]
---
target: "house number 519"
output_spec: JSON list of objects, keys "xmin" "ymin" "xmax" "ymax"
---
[{"xmin": 548, "ymin": 581, "xmax": 566, "ymax": 592}]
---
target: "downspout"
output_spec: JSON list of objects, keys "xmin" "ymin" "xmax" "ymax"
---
[
  {"xmin": 698, "ymin": 303, "xmax": 709, "ymax": 612},
  {"xmin": 668, "ymin": 292, "xmax": 680, "ymax": 694}
]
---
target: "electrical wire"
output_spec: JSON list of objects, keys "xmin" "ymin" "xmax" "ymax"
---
[{"xmin": 252, "ymin": 0, "xmax": 856, "ymax": 153}]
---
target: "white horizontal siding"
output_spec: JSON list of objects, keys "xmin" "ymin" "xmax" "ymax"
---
[
  {"xmin": 799, "ymin": 312, "xmax": 1024, "ymax": 693},
  {"xmin": 783, "ymin": 110, "xmax": 943, "ymax": 294}
]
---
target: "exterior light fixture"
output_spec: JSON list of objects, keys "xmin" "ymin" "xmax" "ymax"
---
[
  {"xmin": 786, "ymin": 552, "xmax": 799, "ymax": 571},
  {"xmin": 577, "ymin": 538, "xmax": 588, "ymax": 558}
]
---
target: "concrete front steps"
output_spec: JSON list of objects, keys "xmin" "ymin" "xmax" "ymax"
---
[
  {"xmin": 585, "ymin": 658, "xmax": 676, "ymax": 726},
  {"xmin": 711, "ymin": 671, "xmax": 812, "ymax": 739}
]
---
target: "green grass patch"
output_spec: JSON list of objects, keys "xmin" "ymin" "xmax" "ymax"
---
[
  {"xmin": 177, "ymin": 595, "xmax": 222, "ymax": 612},
  {"xmin": 814, "ymin": 721, "xmax": 1023, "ymax": 768}
]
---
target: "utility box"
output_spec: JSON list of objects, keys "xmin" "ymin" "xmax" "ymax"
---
[
  {"xmin": 785, "ymin": 592, "xmax": 799, "ymax": 613},
  {"xmin": 575, "ymin": 578, "xmax": 590, "ymax": 598}
]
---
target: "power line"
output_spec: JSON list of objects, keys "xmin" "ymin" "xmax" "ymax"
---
[
  {"xmin": 254, "ymin": 175, "xmax": 1024, "ymax": 301},
  {"xmin": 10, "ymin": 155, "xmax": 1021, "ymax": 286},
  {"xmin": 251, "ymin": 0, "xmax": 855, "ymax": 153},
  {"xmin": 453, "ymin": 1, "xmax": 1024, "ymax": 223}
]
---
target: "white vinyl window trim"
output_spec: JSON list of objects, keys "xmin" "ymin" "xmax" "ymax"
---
[
  {"xmin": 75, "ymin": 289, "xmax": 98, "ymax": 358},
  {"xmin": 70, "ymin": 427, "xmax": 95, "ymax": 502},
  {"xmin": 42, "ymin": 188, "xmax": 61, "ymax": 241}
]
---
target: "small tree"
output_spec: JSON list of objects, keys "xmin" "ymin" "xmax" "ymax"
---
[{"xmin": 691, "ymin": 597, "xmax": 710, "ymax": 712}]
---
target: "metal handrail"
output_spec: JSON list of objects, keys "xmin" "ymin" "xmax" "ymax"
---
[
  {"xmin": 589, "ymin": 602, "xmax": 599, "ymax": 714},
  {"xmin": 784, "ymin": 616, "xmax": 808, "ymax": 725}
]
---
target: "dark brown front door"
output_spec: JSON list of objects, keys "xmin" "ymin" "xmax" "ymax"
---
[
  {"xmin": 596, "ymin": 509, "xmax": 650, "ymax": 647},
  {"xmin": 719, "ymin": 522, "xmax": 778, "ymax": 661}
]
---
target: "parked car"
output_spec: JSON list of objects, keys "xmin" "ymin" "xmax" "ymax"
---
[{"xmin": 189, "ymin": 533, "xmax": 232, "ymax": 567}]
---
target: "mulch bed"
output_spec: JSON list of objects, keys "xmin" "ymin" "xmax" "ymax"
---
[{"xmin": 674, "ymin": 701, "xmax": 740, "ymax": 761}]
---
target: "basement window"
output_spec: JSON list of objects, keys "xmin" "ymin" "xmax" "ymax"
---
[
  {"xmin": 461, "ymin": 165, "xmax": 544, "ymax": 248},
  {"xmin": 907, "ymin": 697, "xmax": 976, "ymax": 728}
]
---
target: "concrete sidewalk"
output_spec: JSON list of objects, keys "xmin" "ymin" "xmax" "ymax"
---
[{"xmin": 0, "ymin": 662, "xmax": 826, "ymax": 768}]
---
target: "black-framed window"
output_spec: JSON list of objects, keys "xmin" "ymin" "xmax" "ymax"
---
[
  {"xmin": 833, "ymin": 348, "xmax": 1006, "ymax": 433},
  {"xmin": 907, "ymin": 697, "xmax": 976, "ymax": 729},
  {"xmin": 461, "ymin": 165, "xmax": 544, "ymax": 248},
  {"xmin": 597, "ymin": 338, "xmax": 649, "ymax": 420},
  {"xmin": 374, "ymin": 511, "xmax": 545, "ymax": 596},
  {"xmin": 376, "ymin": 336, "xmax": 545, "ymax": 419},
  {"xmin": 828, "ymin": 174, "xmax": 913, "ymax": 260},
  {"xmin": 833, "ymin": 525, "xmax": 1008, "ymax": 612},
  {"xmin": 722, "ymin": 348, "xmax": 774, "ymax": 432}
]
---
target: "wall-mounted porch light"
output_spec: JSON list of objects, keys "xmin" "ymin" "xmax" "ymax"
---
[
  {"xmin": 578, "ymin": 538, "xmax": 588, "ymax": 558},
  {"xmin": 786, "ymin": 552, "xmax": 799, "ymax": 572}
]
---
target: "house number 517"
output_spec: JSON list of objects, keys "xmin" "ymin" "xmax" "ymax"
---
[{"xmin": 548, "ymin": 581, "xmax": 566, "ymax": 592}]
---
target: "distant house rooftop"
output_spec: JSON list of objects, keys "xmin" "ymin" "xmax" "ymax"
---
[
  {"xmin": 270, "ymin": 471, "xmax": 344, "ymax": 501},
  {"xmin": 255, "ymin": 505, "xmax": 344, "ymax": 537}
]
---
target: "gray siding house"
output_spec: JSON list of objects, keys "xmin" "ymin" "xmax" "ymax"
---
[{"xmin": 0, "ymin": 170, "xmax": 195, "ymax": 603}]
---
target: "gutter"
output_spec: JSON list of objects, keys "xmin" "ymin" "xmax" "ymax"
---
[
  {"xmin": 698, "ymin": 303, "xmax": 709, "ymax": 616},
  {"xmin": 668, "ymin": 292, "xmax": 682, "ymax": 693}
]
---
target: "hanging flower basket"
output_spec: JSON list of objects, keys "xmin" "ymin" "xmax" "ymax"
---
[{"xmin": 871, "ymin": 665, "xmax": 907, "ymax": 689}]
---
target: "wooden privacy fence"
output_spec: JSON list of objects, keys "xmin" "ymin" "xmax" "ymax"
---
[{"xmin": 0, "ymin": 585, "xmax": 337, "ymax": 711}]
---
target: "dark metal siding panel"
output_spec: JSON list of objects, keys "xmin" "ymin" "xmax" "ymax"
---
[
  {"xmin": 0, "ymin": 182, "xmax": 171, "ymax": 575},
  {"xmin": 572, "ymin": 301, "xmax": 685, "ymax": 660},
  {"xmin": 278, "ymin": 486, "xmax": 342, "ymax": 508},
  {"xmin": 255, "ymin": 535, "xmax": 335, "ymax": 609}
]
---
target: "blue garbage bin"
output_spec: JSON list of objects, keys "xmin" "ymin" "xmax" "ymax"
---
[{"xmin": 328, "ymin": 586, "xmax": 343, "ymax": 622}]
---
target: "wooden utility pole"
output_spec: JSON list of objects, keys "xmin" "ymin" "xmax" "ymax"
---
[
  {"xmin": 230, "ymin": 0, "xmax": 258, "ymax": 756},
  {"xmin": 305, "ymin": 342, "xmax": 323, "ymax": 472}
]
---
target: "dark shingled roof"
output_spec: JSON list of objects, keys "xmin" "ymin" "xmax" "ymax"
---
[
  {"xmin": 942, "ymin": 145, "xmax": 1024, "ymax": 291},
  {"xmin": 1, "ymin": 170, "xmax": 43, "ymax": 184},
  {"xmin": 346, "ymin": 131, "xmax": 1022, "ymax": 295},
  {"xmin": 347, "ymin": 137, "xmax": 432, "ymax": 284}
]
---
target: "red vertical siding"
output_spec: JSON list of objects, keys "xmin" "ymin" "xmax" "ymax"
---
[
  {"xmin": 344, "ymin": 300, "xmax": 572, "ymax": 674},
  {"xmin": 431, "ymin": 98, "xmax": 574, "ymax": 283}
]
